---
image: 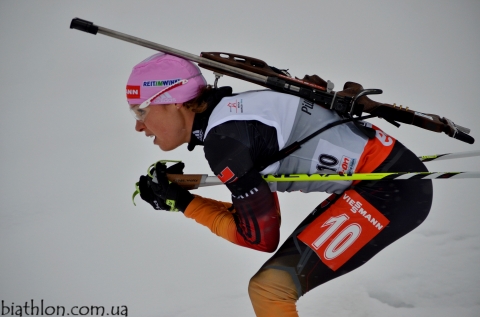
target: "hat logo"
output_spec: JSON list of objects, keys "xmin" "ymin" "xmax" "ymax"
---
[
  {"xmin": 126, "ymin": 85, "xmax": 140, "ymax": 98},
  {"xmin": 142, "ymin": 79, "xmax": 181, "ymax": 87},
  {"xmin": 152, "ymin": 91, "xmax": 176, "ymax": 104}
]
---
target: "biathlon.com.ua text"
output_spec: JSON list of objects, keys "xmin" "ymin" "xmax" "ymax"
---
[{"xmin": 2, "ymin": 300, "xmax": 128, "ymax": 316}]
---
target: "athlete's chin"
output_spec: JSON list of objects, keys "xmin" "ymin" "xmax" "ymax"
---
[
  {"xmin": 159, "ymin": 145, "xmax": 181, "ymax": 151},
  {"xmin": 155, "ymin": 138, "xmax": 180, "ymax": 151}
]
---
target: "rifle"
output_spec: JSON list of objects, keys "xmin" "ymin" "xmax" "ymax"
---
[{"xmin": 70, "ymin": 18, "xmax": 474, "ymax": 144}]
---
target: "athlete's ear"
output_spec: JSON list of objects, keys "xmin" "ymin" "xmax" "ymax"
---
[{"xmin": 175, "ymin": 103, "xmax": 183, "ymax": 109}]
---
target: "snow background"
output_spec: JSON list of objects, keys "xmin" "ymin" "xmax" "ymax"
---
[{"xmin": 1, "ymin": 0, "xmax": 479, "ymax": 316}]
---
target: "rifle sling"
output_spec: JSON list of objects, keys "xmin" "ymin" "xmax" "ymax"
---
[{"xmin": 256, "ymin": 114, "xmax": 376, "ymax": 171}]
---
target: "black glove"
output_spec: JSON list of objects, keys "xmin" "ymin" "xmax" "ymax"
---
[
  {"xmin": 137, "ymin": 162, "xmax": 194, "ymax": 212},
  {"xmin": 137, "ymin": 174, "xmax": 170, "ymax": 211}
]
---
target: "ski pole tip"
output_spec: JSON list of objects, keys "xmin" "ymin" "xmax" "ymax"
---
[{"xmin": 70, "ymin": 18, "xmax": 98, "ymax": 35}]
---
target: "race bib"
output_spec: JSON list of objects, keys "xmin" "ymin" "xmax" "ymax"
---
[{"xmin": 298, "ymin": 190, "xmax": 390, "ymax": 271}]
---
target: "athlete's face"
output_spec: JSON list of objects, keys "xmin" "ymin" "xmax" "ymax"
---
[{"xmin": 134, "ymin": 103, "xmax": 195, "ymax": 151}]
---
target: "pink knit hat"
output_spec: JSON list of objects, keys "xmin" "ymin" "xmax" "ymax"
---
[{"xmin": 126, "ymin": 53, "xmax": 207, "ymax": 105}]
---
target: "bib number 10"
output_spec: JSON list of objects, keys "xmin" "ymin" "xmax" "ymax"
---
[
  {"xmin": 311, "ymin": 214, "xmax": 361, "ymax": 260},
  {"xmin": 297, "ymin": 192, "xmax": 389, "ymax": 271}
]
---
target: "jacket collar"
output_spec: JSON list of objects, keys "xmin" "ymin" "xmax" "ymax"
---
[{"xmin": 187, "ymin": 86, "xmax": 233, "ymax": 151}]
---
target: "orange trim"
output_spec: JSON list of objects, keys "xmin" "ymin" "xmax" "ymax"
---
[{"xmin": 354, "ymin": 125, "xmax": 395, "ymax": 185}]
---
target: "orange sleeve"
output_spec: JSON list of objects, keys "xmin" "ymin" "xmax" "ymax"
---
[
  {"xmin": 183, "ymin": 192, "xmax": 281, "ymax": 253},
  {"xmin": 183, "ymin": 195, "xmax": 239, "ymax": 244}
]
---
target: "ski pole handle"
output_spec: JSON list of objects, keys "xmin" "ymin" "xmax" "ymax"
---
[{"xmin": 166, "ymin": 174, "xmax": 217, "ymax": 190}]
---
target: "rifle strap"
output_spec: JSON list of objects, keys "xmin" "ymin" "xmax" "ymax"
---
[{"xmin": 256, "ymin": 114, "xmax": 376, "ymax": 171}]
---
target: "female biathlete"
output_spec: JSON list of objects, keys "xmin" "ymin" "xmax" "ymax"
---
[{"xmin": 128, "ymin": 53, "xmax": 433, "ymax": 317}]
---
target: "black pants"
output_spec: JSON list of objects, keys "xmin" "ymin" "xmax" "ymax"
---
[{"xmin": 258, "ymin": 141, "xmax": 433, "ymax": 296}]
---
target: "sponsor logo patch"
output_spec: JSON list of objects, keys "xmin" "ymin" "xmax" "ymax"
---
[
  {"xmin": 151, "ymin": 91, "xmax": 176, "ymax": 104},
  {"xmin": 297, "ymin": 190, "xmax": 389, "ymax": 271},
  {"xmin": 227, "ymin": 99, "xmax": 243, "ymax": 113},
  {"xmin": 142, "ymin": 79, "xmax": 181, "ymax": 87},
  {"xmin": 301, "ymin": 99, "xmax": 314, "ymax": 115},
  {"xmin": 375, "ymin": 130, "xmax": 394, "ymax": 147},
  {"xmin": 126, "ymin": 85, "xmax": 140, "ymax": 98},
  {"xmin": 217, "ymin": 167, "xmax": 238, "ymax": 184},
  {"xmin": 192, "ymin": 130, "xmax": 204, "ymax": 141},
  {"xmin": 338, "ymin": 156, "xmax": 356, "ymax": 175}
]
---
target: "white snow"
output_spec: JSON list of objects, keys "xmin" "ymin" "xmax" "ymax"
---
[{"xmin": 1, "ymin": 1, "xmax": 479, "ymax": 316}]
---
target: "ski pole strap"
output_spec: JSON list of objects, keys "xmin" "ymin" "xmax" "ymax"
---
[
  {"xmin": 131, "ymin": 160, "xmax": 182, "ymax": 206},
  {"xmin": 132, "ymin": 181, "xmax": 141, "ymax": 206}
]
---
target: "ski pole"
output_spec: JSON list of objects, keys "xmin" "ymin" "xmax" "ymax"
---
[
  {"xmin": 418, "ymin": 150, "xmax": 480, "ymax": 162},
  {"xmin": 167, "ymin": 171, "xmax": 480, "ymax": 189},
  {"xmin": 163, "ymin": 151, "xmax": 480, "ymax": 189}
]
